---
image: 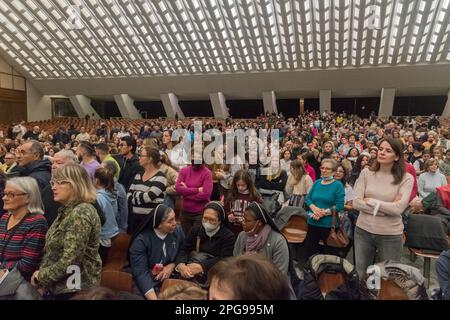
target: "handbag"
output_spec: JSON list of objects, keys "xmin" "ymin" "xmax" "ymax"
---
[{"xmin": 326, "ymin": 208, "xmax": 350, "ymax": 248}]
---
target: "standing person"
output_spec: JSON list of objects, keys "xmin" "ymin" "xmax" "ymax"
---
[
  {"xmin": 280, "ymin": 150, "xmax": 292, "ymax": 176},
  {"xmin": 95, "ymin": 143, "xmax": 121, "ymax": 179},
  {"xmin": 12, "ymin": 140, "xmax": 51, "ymax": 190},
  {"xmin": 175, "ymin": 153, "xmax": 213, "ymax": 236},
  {"xmin": 93, "ymin": 168, "xmax": 119, "ymax": 263},
  {"xmin": 76, "ymin": 141, "xmax": 100, "ymax": 180},
  {"xmin": 225, "ymin": 170, "xmax": 262, "ymax": 236},
  {"xmin": 352, "ymin": 138, "xmax": 414, "ymax": 277},
  {"xmin": 158, "ymin": 153, "xmax": 178, "ymax": 210},
  {"xmin": 0, "ymin": 177, "xmax": 47, "ymax": 281},
  {"xmin": 439, "ymin": 149, "xmax": 450, "ymax": 178},
  {"xmin": 285, "ymin": 160, "xmax": 313, "ymax": 207},
  {"xmin": 101, "ymin": 160, "xmax": 128, "ymax": 233},
  {"xmin": 129, "ymin": 204, "xmax": 184, "ymax": 300},
  {"xmin": 31, "ymin": 165, "xmax": 102, "ymax": 299},
  {"xmin": 127, "ymin": 146, "xmax": 167, "ymax": 235},
  {"xmin": 118, "ymin": 136, "xmax": 142, "ymax": 192},
  {"xmin": 298, "ymin": 159, "xmax": 345, "ymax": 265},
  {"xmin": 75, "ymin": 127, "xmax": 90, "ymax": 142}
]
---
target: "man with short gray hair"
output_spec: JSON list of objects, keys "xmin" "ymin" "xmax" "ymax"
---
[
  {"xmin": 41, "ymin": 149, "xmax": 105, "ymax": 227},
  {"xmin": 11, "ymin": 140, "xmax": 51, "ymax": 190}
]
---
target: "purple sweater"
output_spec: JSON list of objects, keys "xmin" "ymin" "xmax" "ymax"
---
[{"xmin": 175, "ymin": 165, "xmax": 213, "ymax": 213}]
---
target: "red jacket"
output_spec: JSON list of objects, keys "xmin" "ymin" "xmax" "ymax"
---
[{"xmin": 405, "ymin": 161, "xmax": 418, "ymax": 202}]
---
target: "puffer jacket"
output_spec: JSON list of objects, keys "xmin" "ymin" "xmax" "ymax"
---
[
  {"xmin": 360, "ymin": 260, "xmax": 429, "ymax": 300},
  {"xmin": 298, "ymin": 254, "xmax": 360, "ymax": 300}
]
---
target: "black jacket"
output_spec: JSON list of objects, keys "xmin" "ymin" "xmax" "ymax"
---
[
  {"xmin": 12, "ymin": 159, "xmax": 51, "ymax": 190},
  {"xmin": 175, "ymin": 225, "xmax": 235, "ymax": 273},
  {"xmin": 41, "ymin": 183, "xmax": 106, "ymax": 228},
  {"xmin": 22, "ymin": 131, "xmax": 39, "ymax": 141},
  {"xmin": 118, "ymin": 154, "xmax": 142, "ymax": 192},
  {"xmin": 52, "ymin": 131, "xmax": 70, "ymax": 145}
]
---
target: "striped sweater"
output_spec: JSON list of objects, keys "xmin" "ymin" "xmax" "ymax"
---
[
  {"xmin": 0, "ymin": 212, "xmax": 48, "ymax": 280},
  {"xmin": 127, "ymin": 171, "xmax": 167, "ymax": 215}
]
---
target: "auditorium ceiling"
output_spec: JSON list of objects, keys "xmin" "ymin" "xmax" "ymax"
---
[
  {"xmin": 0, "ymin": 0, "xmax": 449, "ymax": 99},
  {"xmin": 0, "ymin": 0, "xmax": 449, "ymax": 80}
]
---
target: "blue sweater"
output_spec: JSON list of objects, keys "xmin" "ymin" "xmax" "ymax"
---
[
  {"xmin": 305, "ymin": 179, "xmax": 345, "ymax": 228},
  {"xmin": 97, "ymin": 188, "xmax": 119, "ymax": 240},
  {"xmin": 129, "ymin": 225, "xmax": 184, "ymax": 295}
]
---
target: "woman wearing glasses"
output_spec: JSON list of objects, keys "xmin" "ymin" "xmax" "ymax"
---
[
  {"xmin": 174, "ymin": 201, "xmax": 235, "ymax": 285},
  {"xmin": 127, "ymin": 146, "xmax": 167, "ymax": 235},
  {"xmin": 298, "ymin": 158, "xmax": 345, "ymax": 266},
  {"xmin": 0, "ymin": 177, "xmax": 47, "ymax": 281},
  {"xmin": 31, "ymin": 164, "xmax": 102, "ymax": 300}
]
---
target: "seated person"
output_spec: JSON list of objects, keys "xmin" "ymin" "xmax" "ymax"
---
[
  {"xmin": 233, "ymin": 202, "xmax": 289, "ymax": 275},
  {"xmin": 175, "ymin": 201, "xmax": 235, "ymax": 285},
  {"xmin": 129, "ymin": 204, "xmax": 184, "ymax": 300}
]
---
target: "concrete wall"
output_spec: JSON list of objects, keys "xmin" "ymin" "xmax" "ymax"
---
[{"xmin": 26, "ymin": 81, "xmax": 52, "ymax": 121}]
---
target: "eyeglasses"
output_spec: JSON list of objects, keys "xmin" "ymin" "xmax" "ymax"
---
[
  {"xmin": 50, "ymin": 180, "xmax": 71, "ymax": 187},
  {"xmin": 1, "ymin": 192, "xmax": 27, "ymax": 199},
  {"xmin": 3, "ymin": 157, "xmax": 14, "ymax": 160},
  {"xmin": 320, "ymin": 167, "xmax": 333, "ymax": 171},
  {"xmin": 202, "ymin": 217, "xmax": 219, "ymax": 224}
]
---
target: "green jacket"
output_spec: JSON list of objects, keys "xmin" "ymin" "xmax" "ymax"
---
[
  {"xmin": 439, "ymin": 159, "xmax": 450, "ymax": 177},
  {"xmin": 38, "ymin": 202, "xmax": 102, "ymax": 295}
]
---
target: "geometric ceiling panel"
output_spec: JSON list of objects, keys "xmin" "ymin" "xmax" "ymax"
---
[{"xmin": 0, "ymin": 0, "xmax": 448, "ymax": 80}]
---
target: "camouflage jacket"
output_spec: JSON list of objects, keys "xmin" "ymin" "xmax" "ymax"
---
[{"xmin": 38, "ymin": 202, "xmax": 102, "ymax": 295}]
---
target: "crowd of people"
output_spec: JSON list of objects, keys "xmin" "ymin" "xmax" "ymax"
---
[{"xmin": 0, "ymin": 110, "xmax": 450, "ymax": 300}]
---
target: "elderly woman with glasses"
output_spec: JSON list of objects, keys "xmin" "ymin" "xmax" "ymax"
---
[
  {"xmin": 0, "ymin": 177, "xmax": 47, "ymax": 281},
  {"xmin": 298, "ymin": 158, "xmax": 345, "ymax": 266},
  {"xmin": 31, "ymin": 164, "xmax": 102, "ymax": 300}
]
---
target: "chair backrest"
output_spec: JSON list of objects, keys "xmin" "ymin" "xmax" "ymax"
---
[
  {"xmin": 103, "ymin": 233, "xmax": 131, "ymax": 270},
  {"xmin": 100, "ymin": 270, "xmax": 134, "ymax": 293},
  {"xmin": 378, "ymin": 279, "xmax": 409, "ymax": 300},
  {"xmin": 287, "ymin": 215, "xmax": 308, "ymax": 230},
  {"xmin": 160, "ymin": 279, "xmax": 200, "ymax": 294},
  {"xmin": 281, "ymin": 215, "xmax": 308, "ymax": 243}
]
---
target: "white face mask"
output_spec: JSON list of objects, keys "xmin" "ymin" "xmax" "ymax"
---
[{"xmin": 202, "ymin": 222, "xmax": 219, "ymax": 233}]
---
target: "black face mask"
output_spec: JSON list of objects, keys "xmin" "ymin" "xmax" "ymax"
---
[{"xmin": 192, "ymin": 160, "xmax": 202, "ymax": 170}]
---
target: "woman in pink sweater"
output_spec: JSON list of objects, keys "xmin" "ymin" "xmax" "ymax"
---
[
  {"xmin": 175, "ymin": 161, "xmax": 213, "ymax": 236},
  {"xmin": 353, "ymin": 138, "xmax": 414, "ymax": 277}
]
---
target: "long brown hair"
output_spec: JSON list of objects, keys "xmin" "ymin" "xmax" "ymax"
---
[
  {"xmin": 374, "ymin": 137, "xmax": 405, "ymax": 185},
  {"xmin": 94, "ymin": 167, "xmax": 115, "ymax": 195},
  {"xmin": 290, "ymin": 159, "xmax": 306, "ymax": 182},
  {"xmin": 227, "ymin": 169, "xmax": 262, "ymax": 203}
]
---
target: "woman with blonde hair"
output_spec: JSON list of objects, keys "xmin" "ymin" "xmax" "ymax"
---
[{"xmin": 31, "ymin": 164, "xmax": 102, "ymax": 300}]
